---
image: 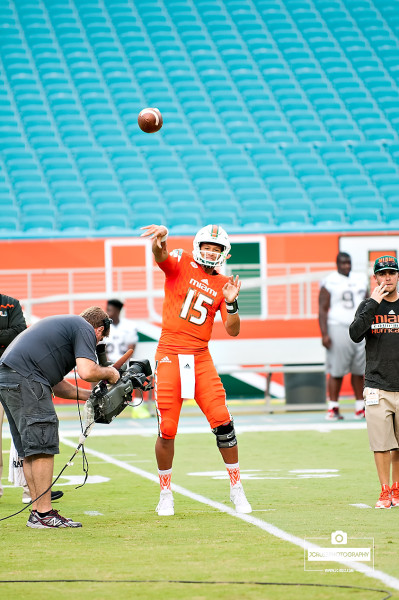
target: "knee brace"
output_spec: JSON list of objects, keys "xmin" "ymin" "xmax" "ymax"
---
[
  {"xmin": 212, "ymin": 420, "xmax": 237, "ymax": 448},
  {"xmin": 159, "ymin": 417, "xmax": 178, "ymax": 440}
]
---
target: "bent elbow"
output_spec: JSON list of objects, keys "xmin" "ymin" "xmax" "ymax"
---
[
  {"xmin": 76, "ymin": 360, "xmax": 96, "ymax": 382},
  {"xmin": 77, "ymin": 367, "xmax": 90, "ymax": 381},
  {"xmin": 349, "ymin": 328, "xmax": 361, "ymax": 344}
]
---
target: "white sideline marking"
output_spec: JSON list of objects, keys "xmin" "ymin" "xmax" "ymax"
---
[
  {"xmin": 56, "ymin": 475, "xmax": 109, "ymax": 486},
  {"xmin": 84, "ymin": 511, "xmax": 104, "ymax": 516},
  {"xmin": 60, "ymin": 435, "xmax": 399, "ymax": 593},
  {"xmin": 350, "ymin": 504, "xmax": 372, "ymax": 509},
  {"xmin": 187, "ymin": 469, "xmax": 340, "ymax": 480},
  {"xmin": 1, "ymin": 420, "xmax": 368, "ymax": 440}
]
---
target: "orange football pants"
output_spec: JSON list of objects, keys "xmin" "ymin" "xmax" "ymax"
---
[{"xmin": 154, "ymin": 349, "xmax": 231, "ymax": 439}]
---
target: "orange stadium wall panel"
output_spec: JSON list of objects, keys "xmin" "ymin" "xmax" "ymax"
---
[{"xmin": 0, "ymin": 232, "xmax": 339, "ymax": 270}]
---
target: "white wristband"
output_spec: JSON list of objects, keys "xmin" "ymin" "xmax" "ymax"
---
[{"xmin": 160, "ymin": 228, "xmax": 168, "ymax": 242}]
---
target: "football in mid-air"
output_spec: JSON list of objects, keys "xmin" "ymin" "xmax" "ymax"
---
[{"xmin": 138, "ymin": 107, "xmax": 163, "ymax": 133}]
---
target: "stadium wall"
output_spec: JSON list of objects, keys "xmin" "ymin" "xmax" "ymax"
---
[
  {"xmin": 4, "ymin": 230, "xmax": 389, "ymax": 400},
  {"xmin": 1, "ymin": 230, "xmax": 337, "ymax": 337}
]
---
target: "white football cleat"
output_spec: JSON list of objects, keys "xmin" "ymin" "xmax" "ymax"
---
[
  {"xmin": 156, "ymin": 489, "xmax": 174, "ymax": 516},
  {"xmin": 230, "ymin": 482, "xmax": 252, "ymax": 514}
]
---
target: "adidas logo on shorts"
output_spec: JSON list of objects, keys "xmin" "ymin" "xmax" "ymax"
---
[
  {"xmin": 184, "ymin": 363, "xmax": 191, "ymax": 369},
  {"xmin": 160, "ymin": 356, "xmax": 172, "ymax": 363}
]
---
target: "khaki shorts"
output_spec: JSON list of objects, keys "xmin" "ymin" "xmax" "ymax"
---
[{"xmin": 364, "ymin": 387, "xmax": 399, "ymax": 451}]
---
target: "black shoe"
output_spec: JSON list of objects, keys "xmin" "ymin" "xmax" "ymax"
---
[
  {"xmin": 51, "ymin": 490, "xmax": 64, "ymax": 501},
  {"xmin": 23, "ymin": 490, "xmax": 64, "ymax": 504}
]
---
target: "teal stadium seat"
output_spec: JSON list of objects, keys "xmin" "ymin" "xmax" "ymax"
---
[
  {"xmin": 240, "ymin": 212, "xmax": 275, "ymax": 227},
  {"xmin": 21, "ymin": 204, "xmax": 57, "ymax": 219},
  {"xmin": 167, "ymin": 199, "xmax": 204, "ymax": 217},
  {"xmin": 2, "ymin": 206, "xmax": 19, "ymax": 220},
  {"xmin": 95, "ymin": 214, "xmax": 130, "ymax": 232},
  {"xmin": 55, "ymin": 193, "xmax": 91, "ymax": 208},
  {"xmin": 275, "ymin": 209, "xmax": 310, "ymax": 228},
  {"xmin": 57, "ymin": 204, "xmax": 93, "ymax": 219},
  {"xmin": 168, "ymin": 224, "xmax": 199, "ymax": 235},
  {"xmin": 312, "ymin": 209, "xmax": 346, "ymax": 226},
  {"xmin": 350, "ymin": 197, "xmax": 386, "ymax": 211},
  {"xmin": 58, "ymin": 215, "xmax": 94, "ymax": 232},
  {"xmin": 277, "ymin": 199, "xmax": 314, "ymax": 213},
  {"xmin": 384, "ymin": 207, "xmax": 399, "ymax": 224},
  {"xmin": 203, "ymin": 211, "xmax": 238, "ymax": 228},
  {"xmin": 22, "ymin": 216, "xmax": 56, "ymax": 232},
  {"xmin": 348, "ymin": 208, "xmax": 382, "ymax": 227},
  {"xmin": 240, "ymin": 199, "xmax": 277, "ymax": 213},
  {"xmin": 0, "ymin": 217, "xmax": 20, "ymax": 233},
  {"xmin": 166, "ymin": 212, "xmax": 203, "ymax": 229}
]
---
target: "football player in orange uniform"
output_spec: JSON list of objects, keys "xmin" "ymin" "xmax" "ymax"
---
[{"xmin": 141, "ymin": 223, "xmax": 252, "ymax": 516}]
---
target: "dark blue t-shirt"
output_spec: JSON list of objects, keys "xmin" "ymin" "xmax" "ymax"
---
[{"xmin": 0, "ymin": 315, "xmax": 97, "ymax": 387}]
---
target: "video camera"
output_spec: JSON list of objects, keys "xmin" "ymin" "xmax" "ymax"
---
[{"xmin": 86, "ymin": 359, "xmax": 153, "ymax": 425}]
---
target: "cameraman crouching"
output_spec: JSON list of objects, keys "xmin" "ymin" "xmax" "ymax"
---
[{"xmin": 0, "ymin": 306, "xmax": 119, "ymax": 529}]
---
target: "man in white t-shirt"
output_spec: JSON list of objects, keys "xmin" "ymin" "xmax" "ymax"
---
[
  {"xmin": 319, "ymin": 252, "xmax": 368, "ymax": 420},
  {"xmin": 105, "ymin": 299, "xmax": 138, "ymax": 364}
]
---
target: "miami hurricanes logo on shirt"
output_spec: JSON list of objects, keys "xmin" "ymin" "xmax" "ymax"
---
[{"xmin": 371, "ymin": 312, "xmax": 399, "ymax": 333}]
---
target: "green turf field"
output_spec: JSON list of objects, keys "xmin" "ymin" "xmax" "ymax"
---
[{"xmin": 1, "ymin": 411, "xmax": 398, "ymax": 600}]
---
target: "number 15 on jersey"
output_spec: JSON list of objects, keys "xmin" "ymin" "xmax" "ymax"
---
[{"xmin": 180, "ymin": 289, "xmax": 214, "ymax": 326}]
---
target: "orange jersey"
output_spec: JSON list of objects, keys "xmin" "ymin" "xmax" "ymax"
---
[{"xmin": 157, "ymin": 249, "xmax": 228, "ymax": 354}]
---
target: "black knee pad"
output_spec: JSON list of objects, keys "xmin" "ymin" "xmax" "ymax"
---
[{"xmin": 212, "ymin": 420, "xmax": 237, "ymax": 448}]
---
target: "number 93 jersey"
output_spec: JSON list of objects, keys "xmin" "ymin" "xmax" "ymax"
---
[
  {"xmin": 321, "ymin": 271, "xmax": 368, "ymax": 326},
  {"xmin": 157, "ymin": 249, "xmax": 229, "ymax": 354}
]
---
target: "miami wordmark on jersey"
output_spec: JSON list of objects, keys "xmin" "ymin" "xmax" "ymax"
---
[{"xmin": 157, "ymin": 250, "xmax": 229, "ymax": 354}]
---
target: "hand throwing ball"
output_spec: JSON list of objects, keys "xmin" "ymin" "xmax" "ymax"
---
[{"xmin": 138, "ymin": 107, "xmax": 163, "ymax": 133}]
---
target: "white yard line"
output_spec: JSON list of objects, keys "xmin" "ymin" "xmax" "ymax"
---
[{"xmin": 60, "ymin": 434, "xmax": 399, "ymax": 593}]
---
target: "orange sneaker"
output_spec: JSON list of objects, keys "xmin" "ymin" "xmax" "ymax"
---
[
  {"xmin": 391, "ymin": 482, "xmax": 399, "ymax": 507},
  {"xmin": 375, "ymin": 484, "xmax": 392, "ymax": 509}
]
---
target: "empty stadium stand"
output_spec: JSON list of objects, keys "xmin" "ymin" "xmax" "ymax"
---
[{"xmin": 0, "ymin": 0, "xmax": 398, "ymax": 237}]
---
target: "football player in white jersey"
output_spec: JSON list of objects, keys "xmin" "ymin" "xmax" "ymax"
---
[
  {"xmin": 319, "ymin": 252, "xmax": 368, "ymax": 420},
  {"xmin": 105, "ymin": 299, "xmax": 150, "ymax": 418},
  {"xmin": 105, "ymin": 299, "xmax": 138, "ymax": 364}
]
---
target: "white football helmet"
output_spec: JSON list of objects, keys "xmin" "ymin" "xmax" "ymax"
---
[{"xmin": 193, "ymin": 224, "xmax": 231, "ymax": 268}]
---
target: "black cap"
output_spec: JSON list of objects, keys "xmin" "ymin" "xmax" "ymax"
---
[{"xmin": 373, "ymin": 256, "xmax": 399, "ymax": 274}]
